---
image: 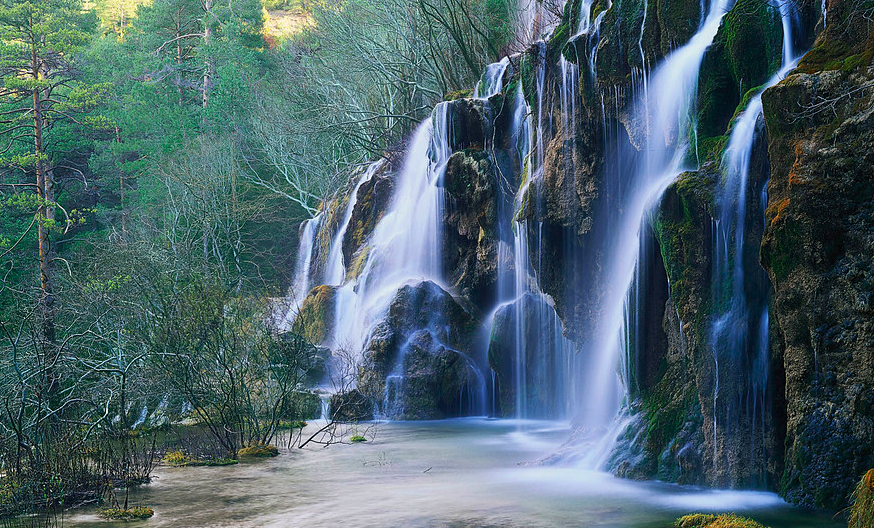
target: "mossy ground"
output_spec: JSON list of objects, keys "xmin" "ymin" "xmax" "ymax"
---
[{"xmin": 675, "ymin": 513, "xmax": 768, "ymax": 528}]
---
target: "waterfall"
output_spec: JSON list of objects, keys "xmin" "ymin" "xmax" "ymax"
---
[
  {"xmin": 323, "ymin": 161, "xmax": 385, "ymax": 286},
  {"xmin": 331, "ymin": 104, "xmax": 450, "ymax": 356},
  {"xmin": 708, "ymin": 3, "xmax": 799, "ymax": 483},
  {"xmin": 570, "ymin": 0, "xmax": 731, "ymax": 463},
  {"xmin": 474, "ymin": 57, "xmax": 511, "ymax": 99},
  {"xmin": 282, "ymin": 0, "xmax": 808, "ymax": 476},
  {"xmin": 286, "ymin": 212, "xmax": 323, "ymax": 321},
  {"xmin": 577, "ymin": 0, "xmax": 595, "ymax": 35}
]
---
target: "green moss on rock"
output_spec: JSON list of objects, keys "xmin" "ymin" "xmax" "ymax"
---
[
  {"xmin": 658, "ymin": 0, "xmax": 702, "ymax": 54},
  {"xmin": 294, "ymin": 285, "xmax": 336, "ymax": 343},
  {"xmin": 444, "ymin": 89, "xmax": 473, "ymax": 101},
  {"xmin": 237, "ymin": 444, "xmax": 280, "ymax": 458},
  {"xmin": 697, "ymin": 0, "xmax": 782, "ymax": 137}
]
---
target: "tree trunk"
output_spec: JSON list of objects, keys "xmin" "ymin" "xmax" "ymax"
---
[
  {"xmin": 202, "ymin": 0, "xmax": 212, "ymax": 113},
  {"xmin": 175, "ymin": 8, "xmax": 184, "ymax": 106},
  {"xmin": 33, "ymin": 80, "xmax": 58, "ymax": 398}
]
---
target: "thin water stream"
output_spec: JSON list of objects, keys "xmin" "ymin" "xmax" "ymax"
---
[{"xmin": 59, "ymin": 420, "xmax": 840, "ymax": 528}]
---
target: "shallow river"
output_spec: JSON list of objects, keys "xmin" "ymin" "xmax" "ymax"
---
[{"xmin": 64, "ymin": 419, "xmax": 841, "ymax": 527}]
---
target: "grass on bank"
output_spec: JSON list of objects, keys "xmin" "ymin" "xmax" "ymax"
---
[
  {"xmin": 675, "ymin": 513, "xmax": 768, "ymax": 528},
  {"xmin": 849, "ymin": 469, "xmax": 874, "ymax": 528}
]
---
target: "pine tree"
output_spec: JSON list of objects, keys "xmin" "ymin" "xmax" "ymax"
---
[{"xmin": 0, "ymin": 0, "xmax": 109, "ymax": 380}]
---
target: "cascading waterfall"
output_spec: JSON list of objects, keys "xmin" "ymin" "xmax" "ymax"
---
[
  {"xmin": 570, "ymin": 0, "xmax": 731, "ymax": 465},
  {"xmin": 323, "ymin": 161, "xmax": 385, "ymax": 286},
  {"xmin": 286, "ymin": 213, "xmax": 323, "ymax": 319},
  {"xmin": 286, "ymin": 102, "xmax": 482, "ymax": 420},
  {"xmin": 330, "ymin": 105, "xmax": 450, "ymax": 356},
  {"xmin": 282, "ymin": 0, "xmax": 814, "ymax": 491},
  {"xmin": 576, "ymin": 0, "xmax": 596, "ymax": 35},
  {"xmin": 708, "ymin": 2, "xmax": 798, "ymax": 484},
  {"xmin": 474, "ymin": 57, "xmax": 511, "ymax": 99}
]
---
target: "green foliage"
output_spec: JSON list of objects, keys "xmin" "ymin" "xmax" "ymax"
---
[
  {"xmin": 0, "ymin": 0, "xmax": 516, "ymax": 515},
  {"xmin": 350, "ymin": 435, "xmax": 367, "ymax": 443}
]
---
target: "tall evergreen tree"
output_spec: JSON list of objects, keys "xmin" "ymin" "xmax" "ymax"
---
[{"xmin": 0, "ymin": 0, "xmax": 108, "ymax": 382}]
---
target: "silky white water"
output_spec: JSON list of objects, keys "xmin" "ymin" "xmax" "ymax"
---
[
  {"xmin": 474, "ymin": 57, "xmax": 511, "ymax": 99},
  {"xmin": 329, "ymin": 106, "xmax": 450, "ymax": 359},
  {"xmin": 323, "ymin": 161, "xmax": 384, "ymax": 286},
  {"xmin": 572, "ymin": 0, "xmax": 731, "ymax": 443},
  {"xmin": 707, "ymin": 1, "xmax": 800, "ymax": 481}
]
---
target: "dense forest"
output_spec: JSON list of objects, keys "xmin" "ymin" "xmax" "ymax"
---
[{"xmin": 0, "ymin": 0, "xmax": 873, "ymax": 526}]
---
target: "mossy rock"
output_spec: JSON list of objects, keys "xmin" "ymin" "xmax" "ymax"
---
[
  {"xmin": 653, "ymin": 168, "xmax": 717, "ymax": 317},
  {"xmin": 330, "ymin": 389, "xmax": 374, "ymax": 421},
  {"xmin": 721, "ymin": 0, "xmax": 782, "ymax": 94},
  {"xmin": 697, "ymin": 0, "xmax": 782, "ymax": 137},
  {"xmin": 350, "ymin": 435, "xmax": 367, "ymax": 443},
  {"xmin": 658, "ymin": 0, "xmax": 702, "ymax": 54},
  {"xmin": 797, "ymin": 33, "xmax": 874, "ymax": 74},
  {"xmin": 97, "ymin": 506, "xmax": 155, "ymax": 520},
  {"xmin": 237, "ymin": 444, "xmax": 280, "ymax": 458},
  {"xmin": 294, "ymin": 285, "xmax": 336, "ymax": 343},
  {"xmin": 275, "ymin": 419, "xmax": 309, "ymax": 430},
  {"xmin": 595, "ymin": 0, "xmax": 650, "ymax": 82},
  {"xmin": 444, "ymin": 89, "xmax": 472, "ymax": 101},
  {"xmin": 676, "ymin": 514, "xmax": 769, "ymax": 528}
]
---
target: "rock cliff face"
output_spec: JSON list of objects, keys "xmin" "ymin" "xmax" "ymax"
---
[
  {"xmin": 759, "ymin": 5, "xmax": 874, "ymax": 508},
  {"xmin": 290, "ymin": 0, "xmax": 873, "ymax": 510}
]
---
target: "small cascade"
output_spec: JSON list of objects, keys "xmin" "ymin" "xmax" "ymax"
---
[
  {"xmin": 474, "ymin": 57, "xmax": 511, "ymax": 99},
  {"xmin": 577, "ymin": 0, "xmax": 595, "ymax": 34},
  {"xmin": 318, "ymin": 393, "xmax": 331, "ymax": 421},
  {"xmin": 707, "ymin": 4, "xmax": 798, "ymax": 484},
  {"xmin": 287, "ymin": 213, "xmax": 323, "ymax": 320},
  {"xmin": 559, "ymin": 56, "xmax": 579, "ymax": 141},
  {"xmin": 508, "ymin": 220, "xmax": 582, "ymax": 420},
  {"xmin": 481, "ymin": 41, "xmax": 585, "ymax": 421},
  {"xmin": 323, "ymin": 161, "xmax": 384, "ymax": 286}
]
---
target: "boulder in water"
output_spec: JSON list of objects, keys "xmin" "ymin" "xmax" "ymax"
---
[
  {"xmin": 359, "ymin": 280, "xmax": 485, "ymax": 420},
  {"xmin": 330, "ymin": 389, "xmax": 374, "ymax": 422}
]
